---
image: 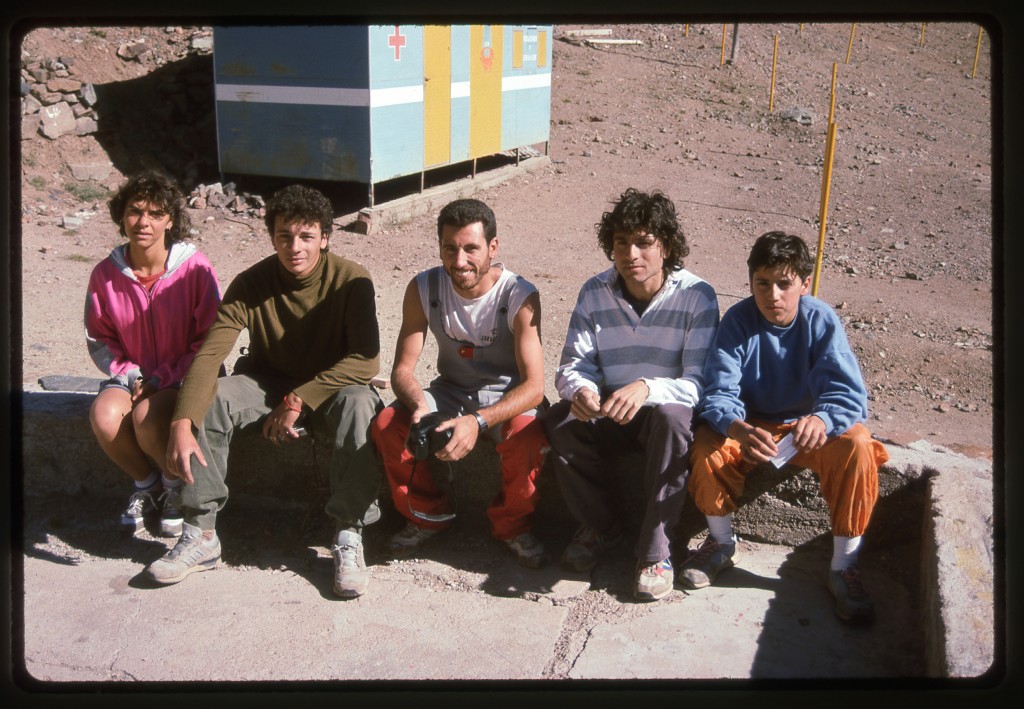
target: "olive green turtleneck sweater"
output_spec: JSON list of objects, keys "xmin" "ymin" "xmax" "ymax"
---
[{"xmin": 174, "ymin": 250, "xmax": 380, "ymax": 426}]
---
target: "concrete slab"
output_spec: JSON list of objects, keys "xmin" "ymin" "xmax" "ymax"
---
[
  {"xmin": 19, "ymin": 510, "xmax": 925, "ymax": 683},
  {"xmin": 22, "ymin": 554, "xmax": 570, "ymax": 682},
  {"xmin": 571, "ymin": 541, "xmax": 922, "ymax": 679}
]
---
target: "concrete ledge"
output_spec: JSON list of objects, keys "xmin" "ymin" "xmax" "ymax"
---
[
  {"xmin": 893, "ymin": 440, "xmax": 995, "ymax": 678},
  {"xmin": 17, "ymin": 387, "xmax": 995, "ymax": 677}
]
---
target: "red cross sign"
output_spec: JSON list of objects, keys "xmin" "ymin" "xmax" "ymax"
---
[{"xmin": 388, "ymin": 26, "xmax": 406, "ymax": 60}]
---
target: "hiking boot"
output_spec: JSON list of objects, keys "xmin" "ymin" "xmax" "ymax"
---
[
  {"xmin": 504, "ymin": 532, "xmax": 550, "ymax": 569},
  {"xmin": 827, "ymin": 565, "xmax": 875, "ymax": 624},
  {"xmin": 146, "ymin": 523, "xmax": 221, "ymax": 585},
  {"xmin": 679, "ymin": 537, "xmax": 736, "ymax": 589},
  {"xmin": 157, "ymin": 485, "xmax": 184, "ymax": 538},
  {"xmin": 635, "ymin": 558, "xmax": 674, "ymax": 602},
  {"xmin": 560, "ymin": 524, "xmax": 623, "ymax": 572},
  {"xmin": 387, "ymin": 521, "xmax": 444, "ymax": 558},
  {"xmin": 332, "ymin": 530, "xmax": 369, "ymax": 598},
  {"xmin": 120, "ymin": 487, "xmax": 158, "ymax": 534}
]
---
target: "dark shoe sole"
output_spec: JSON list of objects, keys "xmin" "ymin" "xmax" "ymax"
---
[{"xmin": 678, "ymin": 556, "xmax": 735, "ymax": 590}]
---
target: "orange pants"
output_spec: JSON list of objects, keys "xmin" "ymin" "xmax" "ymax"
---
[
  {"xmin": 689, "ymin": 421, "xmax": 888, "ymax": 537},
  {"xmin": 371, "ymin": 404, "xmax": 547, "ymax": 540}
]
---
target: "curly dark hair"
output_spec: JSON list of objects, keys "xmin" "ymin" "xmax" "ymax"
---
[
  {"xmin": 746, "ymin": 231, "xmax": 813, "ymax": 280},
  {"xmin": 264, "ymin": 184, "xmax": 334, "ymax": 240},
  {"xmin": 596, "ymin": 188, "xmax": 689, "ymax": 272},
  {"xmin": 436, "ymin": 198, "xmax": 497, "ymax": 243},
  {"xmin": 108, "ymin": 170, "xmax": 191, "ymax": 246}
]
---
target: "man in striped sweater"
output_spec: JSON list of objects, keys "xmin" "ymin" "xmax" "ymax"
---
[{"xmin": 543, "ymin": 188, "xmax": 720, "ymax": 602}]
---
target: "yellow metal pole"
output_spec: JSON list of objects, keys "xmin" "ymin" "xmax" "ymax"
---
[
  {"xmin": 769, "ymin": 34, "xmax": 779, "ymax": 112},
  {"xmin": 799, "ymin": 23, "xmax": 804, "ymax": 33},
  {"xmin": 920, "ymin": 23, "xmax": 926, "ymax": 47},
  {"xmin": 721, "ymin": 24, "xmax": 727, "ymax": 65},
  {"xmin": 845, "ymin": 22, "xmax": 856, "ymax": 64},
  {"xmin": 813, "ymin": 122, "xmax": 838, "ymax": 296},
  {"xmin": 972, "ymin": 26, "xmax": 983, "ymax": 78},
  {"xmin": 828, "ymin": 62, "xmax": 837, "ymax": 126},
  {"xmin": 684, "ymin": 23, "xmax": 689, "ymax": 37}
]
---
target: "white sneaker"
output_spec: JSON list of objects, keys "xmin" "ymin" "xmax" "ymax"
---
[{"xmin": 120, "ymin": 487, "xmax": 158, "ymax": 534}]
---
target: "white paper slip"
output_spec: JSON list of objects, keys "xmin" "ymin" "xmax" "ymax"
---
[{"xmin": 770, "ymin": 432, "xmax": 799, "ymax": 468}]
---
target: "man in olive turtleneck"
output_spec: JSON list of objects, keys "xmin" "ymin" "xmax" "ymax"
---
[{"xmin": 151, "ymin": 184, "xmax": 383, "ymax": 599}]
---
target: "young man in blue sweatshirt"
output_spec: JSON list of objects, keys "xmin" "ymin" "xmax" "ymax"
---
[{"xmin": 684, "ymin": 231, "xmax": 889, "ymax": 623}]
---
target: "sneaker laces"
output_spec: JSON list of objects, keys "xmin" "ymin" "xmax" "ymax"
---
[
  {"xmin": 840, "ymin": 566, "xmax": 867, "ymax": 599},
  {"xmin": 640, "ymin": 559, "xmax": 671, "ymax": 576},
  {"xmin": 685, "ymin": 538, "xmax": 723, "ymax": 566},
  {"xmin": 124, "ymin": 490, "xmax": 155, "ymax": 516},
  {"xmin": 331, "ymin": 538, "xmax": 364, "ymax": 570},
  {"xmin": 158, "ymin": 486, "xmax": 182, "ymax": 514},
  {"xmin": 165, "ymin": 527, "xmax": 214, "ymax": 562},
  {"xmin": 571, "ymin": 525, "xmax": 617, "ymax": 550},
  {"xmin": 572, "ymin": 526, "xmax": 600, "ymax": 546}
]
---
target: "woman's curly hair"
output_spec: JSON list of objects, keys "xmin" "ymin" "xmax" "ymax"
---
[{"xmin": 108, "ymin": 170, "xmax": 192, "ymax": 246}]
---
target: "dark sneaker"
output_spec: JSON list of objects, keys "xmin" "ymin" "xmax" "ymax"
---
[
  {"xmin": 635, "ymin": 558, "xmax": 674, "ymax": 602},
  {"xmin": 827, "ymin": 565, "xmax": 875, "ymax": 623},
  {"xmin": 157, "ymin": 485, "xmax": 184, "ymax": 538},
  {"xmin": 387, "ymin": 521, "xmax": 444, "ymax": 558},
  {"xmin": 332, "ymin": 530, "xmax": 369, "ymax": 598},
  {"xmin": 679, "ymin": 537, "xmax": 736, "ymax": 589},
  {"xmin": 561, "ymin": 524, "xmax": 623, "ymax": 572},
  {"xmin": 120, "ymin": 487, "xmax": 158, "ymax": 534},
  {"xmin": 504, "ymin": 532, "xmax": 550, "ymax": 568},
  {"xmin": 146, "ymin": 523, "xmax": 221, "ymax": 585}
]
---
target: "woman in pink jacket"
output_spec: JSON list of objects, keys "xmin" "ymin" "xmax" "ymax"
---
[{"xmin": 85, "ymin": 171, "xmax": 221, "ymax": 537}]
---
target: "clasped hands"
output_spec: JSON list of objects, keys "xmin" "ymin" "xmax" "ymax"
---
[{"xmin": 570, "ymin": 379, "xmax": 650, "ymax": 424}]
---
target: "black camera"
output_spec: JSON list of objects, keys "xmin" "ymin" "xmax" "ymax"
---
[{"xmin": 407, "ymin": 411, "xmax": 454, "ymax": 461}]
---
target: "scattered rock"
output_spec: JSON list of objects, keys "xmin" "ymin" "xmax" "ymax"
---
[
  {"xmin": 117, "ymin": 41, "xmax": 151, "ymax": 61},
  {"xmin": 779, "ymin": 106, "xmax": 814, "ymax": 125},
  {"xmin": 38, "ymin": 101, "xmax": 76, "ymax": 139},
  {"xmin": 69, "ymin": 162, "xmax": 112, "ymax": 181}
]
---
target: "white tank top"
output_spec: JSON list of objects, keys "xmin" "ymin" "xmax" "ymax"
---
[{"xmin": 416, "ymin": 264, "xmax": 535, "ymax": 347}]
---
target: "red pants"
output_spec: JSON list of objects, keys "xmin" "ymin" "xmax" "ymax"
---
[
  {"xmin": 371, "ymin": 404, "xmax": 547, "ymax": 539},
  {"xmin": 689, "ymin": 421, "xmax": 888, "ymax": 537}
]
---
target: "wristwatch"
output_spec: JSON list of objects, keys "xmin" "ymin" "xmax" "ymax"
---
[{"xmin": 473, "ymin": 412, "xmax": 489, "ymax": 432}]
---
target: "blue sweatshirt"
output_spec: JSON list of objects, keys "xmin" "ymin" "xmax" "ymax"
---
[{"xmin": 698, "ymin": 295, "xmax": 868, "ymax": 437}]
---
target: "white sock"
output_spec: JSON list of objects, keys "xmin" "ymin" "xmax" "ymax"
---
[
  {"xmin": 161, "ymin": 474, "xmax": 182, "ymax": 490},
  {"xmin": 831, "ymin": 535, "xmax": 862, "ymax": 571},
  {"xmin": 134, "ymin": 471, "xmax": 159, "ymax": 490},
  {"xmin": 706, "ymin": 514, "xmax": 736, "ymax": 546}
]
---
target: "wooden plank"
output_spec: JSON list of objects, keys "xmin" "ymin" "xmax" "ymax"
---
[
  {"xmin": 562, "ymin": 28, "xmax": 613, "ymax": 37},
  {"xmin": 585, "ymin": 39, "xmax": 644, "ymax": 46}
]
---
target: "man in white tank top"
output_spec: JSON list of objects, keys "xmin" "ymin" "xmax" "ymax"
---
[{"xmin": 370, "ymin": 199, "xmax": 550, "ymax": 568}]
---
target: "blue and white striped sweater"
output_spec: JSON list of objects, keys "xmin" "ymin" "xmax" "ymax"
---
[{"xmin": 555, "ymin": 266, "xmax": 720, "ymax": 408}]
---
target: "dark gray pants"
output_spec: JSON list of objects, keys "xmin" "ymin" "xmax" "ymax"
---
[
  {"xmin": 181, "ymin": 374, "xmax": 383, "ymax": 533},
  {"xmin": 543, "ymin": 400, "xmax": 694, "ymax": 563}
]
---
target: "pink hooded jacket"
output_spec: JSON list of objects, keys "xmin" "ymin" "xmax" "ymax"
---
[{"xmin": 85, "ymin": 241, "xmax": 221, "ymax": 391}]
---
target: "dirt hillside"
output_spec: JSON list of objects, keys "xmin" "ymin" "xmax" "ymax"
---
[{"xmin": 16, "ymin": 21, "xmax": 994, "ymax": 460}]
